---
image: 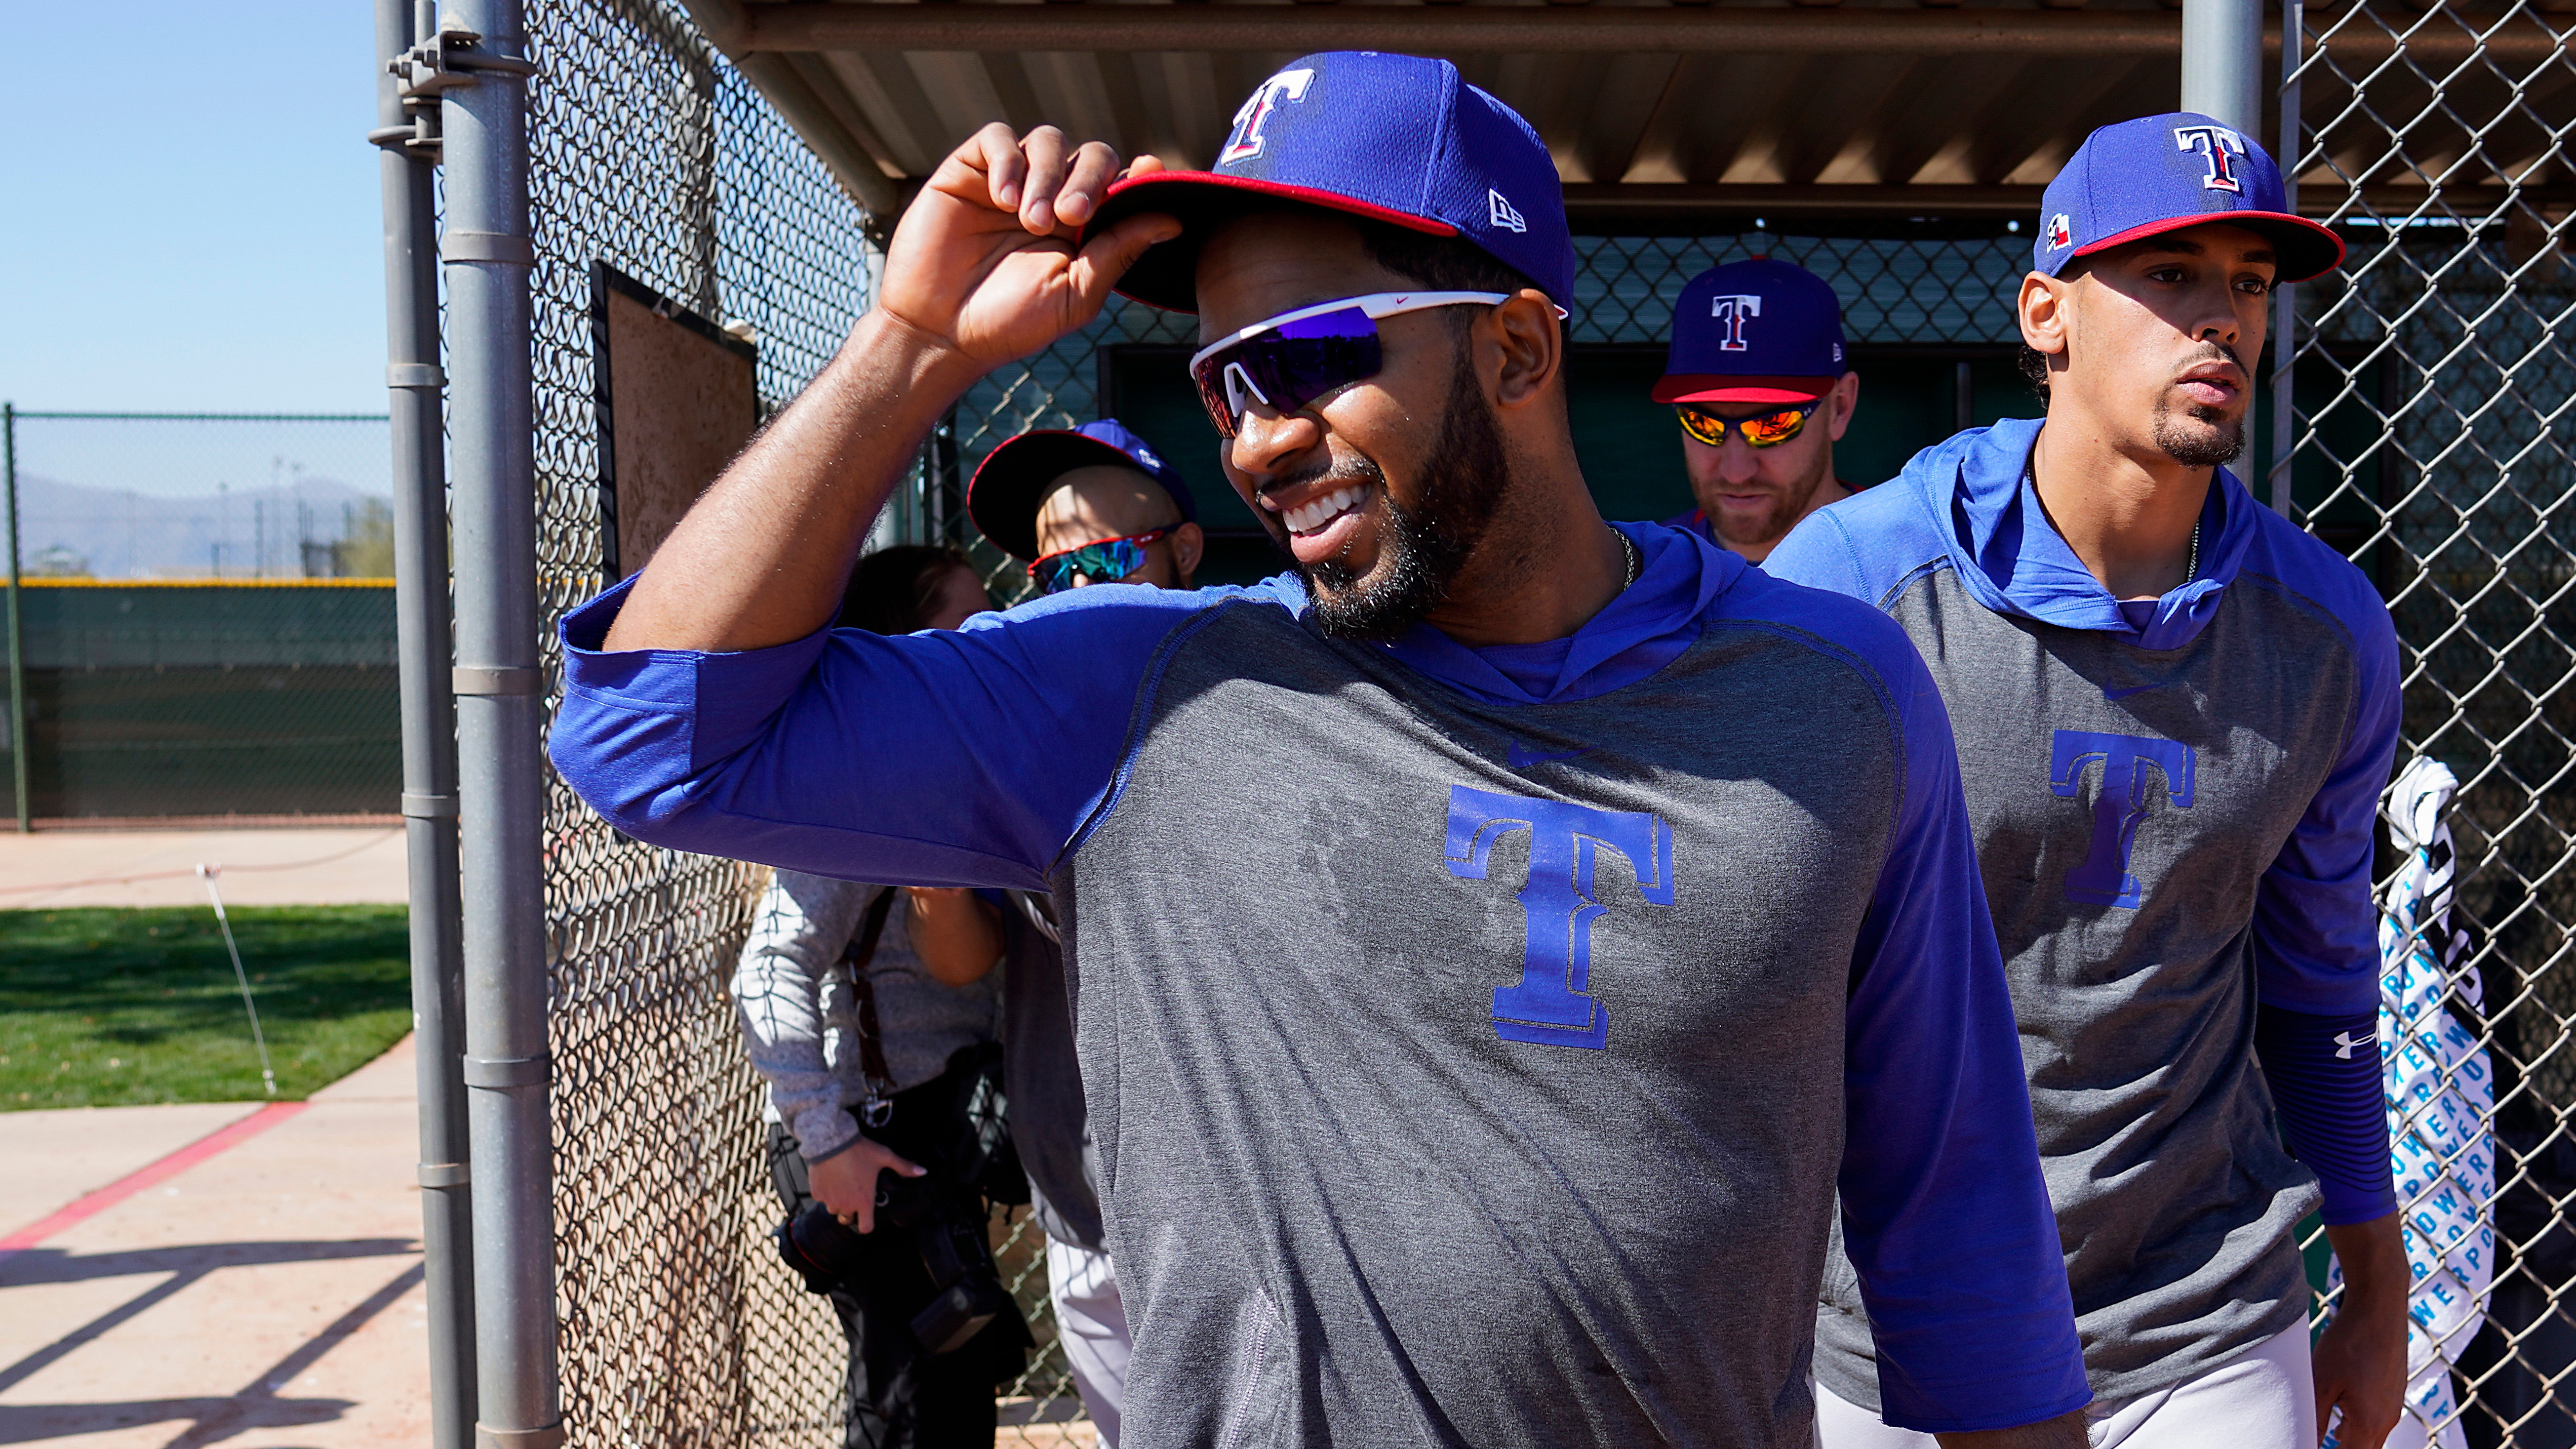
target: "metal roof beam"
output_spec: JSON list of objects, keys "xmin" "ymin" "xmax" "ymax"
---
[{"xmin": 736, "ymin": 7, "xmax": 2566, "ymax": 62}]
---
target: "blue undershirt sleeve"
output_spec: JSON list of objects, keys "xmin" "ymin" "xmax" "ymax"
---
[
  {"xmin": 1836, "ymin": 633, "xmax": 2091, "ymax": 1434},
  {"xmin": 2256, "ymin": 1004, "xmax": 2398, "ymax": 1224},
  {"xmin": 549, "ymin": 576, "xmax": 1229, "ymax": 891},
  {"xmin": 2248, "ymin": 579, "xmax": 2401, "ymax": 1221}
]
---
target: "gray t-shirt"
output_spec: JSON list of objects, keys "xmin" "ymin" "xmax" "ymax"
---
[{"xmin": 1061, "ymin": 600, "xmax": 1970, "ymax": 1448}]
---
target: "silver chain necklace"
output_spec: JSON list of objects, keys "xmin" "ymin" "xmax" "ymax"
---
[
  {"xmin": 1616, "ymin": 528, "xmax": 1640, "ymax": 589},
  {"xmin": 2184, "ymin": 516, "xmax": 2201, "ymax": 584}
]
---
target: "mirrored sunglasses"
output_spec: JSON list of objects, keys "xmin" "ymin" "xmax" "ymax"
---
[
  {"xmin": 1028, "ymin": 525, "xmax": 1173, "ymax": 595},
  {"xmin": 1677, "ymin": 399, "xmax": 1825, "ymax": 450},
  {"xmin": 1187, "ymin": 291, "xmax": 1517, "ymax": 439}
]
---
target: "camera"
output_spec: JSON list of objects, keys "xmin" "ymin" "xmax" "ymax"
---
[{"xmin": 775, "ymin": 1184, "xmax": 1018, "ymax": 1355}]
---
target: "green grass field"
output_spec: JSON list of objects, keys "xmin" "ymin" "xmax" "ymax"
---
[{"xmin": 0, "ymin": 905, "xmax": 411, "ymax": 1110}]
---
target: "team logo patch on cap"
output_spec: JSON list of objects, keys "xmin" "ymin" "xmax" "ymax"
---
[
  {"xmin": 1219, "ymin": 68, "xmax": 1314, "ymax": 166},
  {"xmin": 2047, "ymin": 213, "xmax": 2073, "ymax": 250},
  {"xmin": 1488, "ymin": 189, "xmax": 1526, "ymax": 234},
  {"xmin": 2173, "ymin": 124, "xmax": 2248, "ymax": 194},
  {"xmin": 1710, "ymin": 293, "xmax": 1760, "ymax": 352}
]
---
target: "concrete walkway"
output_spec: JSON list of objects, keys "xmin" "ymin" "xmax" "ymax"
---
[
  {"xmin": 0, "ymin": 1037, "xmax": 430, "ymax": 1447},
  {"xmin": 0, "ymin": 828, "xmax": 406, "ymax": 909}
]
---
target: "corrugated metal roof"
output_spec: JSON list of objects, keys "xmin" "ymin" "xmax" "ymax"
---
[{"xmin": 674, "ymin": 0, "xmax": 2573, "ymax": 227}]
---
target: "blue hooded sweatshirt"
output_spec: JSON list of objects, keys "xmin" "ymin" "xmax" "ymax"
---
[{"xmin": 1768, "ymin": 418, "xmax": 2400, "ymax": 1409}]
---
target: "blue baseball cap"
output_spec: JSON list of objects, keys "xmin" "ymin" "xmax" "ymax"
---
[
  {"xmin": 1084, "ymin": 51, "xmax": 1576, "ymax": 314},
  {"xmin": 965, "ymin": 419, "xmax": 1195, "ymax": 562},
  {"xmin": 1653, "ymin": 258, "xmax": 1848, "ymax": 406},
  {"xmin": 2036, "ymin": 112, "xmax": 2343, "ymax": 282}
]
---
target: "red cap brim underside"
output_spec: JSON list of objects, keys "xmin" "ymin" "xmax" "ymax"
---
[
  {"xmin": 1087, "ymin": 172, "xmax": 1458, "ymax": 312},
  {"xmin": 1651, "ymin": 375, "xmax": 1838, "ymax": 406},
  {"xmin": 2070, "ymin": 210, "xmax": 2347, "ymax": 282}
]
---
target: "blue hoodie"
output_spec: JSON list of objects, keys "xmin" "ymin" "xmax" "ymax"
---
[{"xmin": 1768, "ymin": 418, "xmax": 2400, "ymax": 1408}]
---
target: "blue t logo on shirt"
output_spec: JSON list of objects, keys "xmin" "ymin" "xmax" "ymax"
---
[
  {"xmin": 2050, "ymin": 730, "xmax": 2197, "ymax": 909},
  {"xmin": 1445, "ymin": 786, "xmax": 1674, "ymax": 1050}
]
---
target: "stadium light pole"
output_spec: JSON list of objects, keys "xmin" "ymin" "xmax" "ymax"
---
[
  {"xmin": 371, "ymin": 0, "xmax": 476, "ymax": 1442},
  {"xmin": 436, "ymin": 0, "xmax": 563, "ymax": 1441}
]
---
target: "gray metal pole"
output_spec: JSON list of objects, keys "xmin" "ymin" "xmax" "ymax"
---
[
  {"xmin": 3, "ymin": 402, "xmax": 25, "ymax": 833},
  {"xmin": 2180, "ymin": 0, "xmax": 2265, "ymax": 135},
  {"xmin": 439, "ymin": 0, "xmax": 561, "ymax": 1441},
  {"xmin": 2270, "ymin": 2, "xmax": 2304, "ymax": 518},
  {"xmin": 373, "ymin": 0, "xmax": 476, "ymax": 1442}
]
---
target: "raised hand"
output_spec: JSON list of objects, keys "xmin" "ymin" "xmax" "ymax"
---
[{"xmin": 879, "ymin": 123, "xmax": 1178, "ymax": 369}]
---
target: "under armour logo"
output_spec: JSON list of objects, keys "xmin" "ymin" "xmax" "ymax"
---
[
  {"xmin": 1446, "ymin": 786, "xmax": 1674, "ymax": 1050},
  {"xmin": 1488, "ymin": 188, "xmax": 1526, "ymax": 234},
  {"xmin": 2050, "ymin": 730, "xmax": 2196, "ymax": 909},
  {"xmin": 2174, "ymin": 124, "xmax": 2249, "ymax": 194},
  {"xmin": 1709, "ymin": 294, "xmax": 1761, "ymax": 352},
  {"xmin": 2335, "ymin": 1030, "xmax": 2379, "ymax": 1060},
  {"xmin": 1219, "ymin": 68, "xmax": 1315, "ymax": 166}
]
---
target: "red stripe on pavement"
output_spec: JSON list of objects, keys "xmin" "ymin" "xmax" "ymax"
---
[{"xmin": 0, "ymin": 1101, "xmax": 310, "ymax": 1256}]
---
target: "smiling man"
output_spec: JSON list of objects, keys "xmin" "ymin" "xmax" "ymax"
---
[
  {"xmin": 1654, "ymin": 257, "xmax": 1861, "ymax": 562},
  {"xmin": 1766, "ymin": 115, "xmax": 2409, "ymax": 1448},
  {"xmin": 549, "ymin": 51, "xmax": 2089, "ymax": 1448}
]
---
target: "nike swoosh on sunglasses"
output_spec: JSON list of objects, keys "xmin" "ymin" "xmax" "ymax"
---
[{"xmin": 1187, "ymin": 291, "xmax": 1515, "ymax": 440}]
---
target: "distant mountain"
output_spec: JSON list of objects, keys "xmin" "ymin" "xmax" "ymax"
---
[{"xmin": 12, "ymin": 473, "xmax": 393, "ymax": 579}]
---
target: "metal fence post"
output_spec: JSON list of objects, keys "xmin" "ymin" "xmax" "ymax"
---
[
  {"xmin": 373, "ymin": 0, "xmax": 476, "ymax": 1444},
  {"xmin": 3, "ymin": 401, "xmax": 24, "ymax": 832},
  {"xmin": 438, "ymin": 0, "xmax": 561, "ymax": 1442},
  {"xmin": 2269, "ymin": 2, "xmax": 2302, "ymax": 518},
  {"xmin": 2180, "ymin": 0, "xmax": 2264, "ymax": 136}
]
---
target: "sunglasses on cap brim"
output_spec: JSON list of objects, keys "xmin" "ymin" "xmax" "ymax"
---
[
  {"xmin": 1028, "ymin": 525, "xmax": 1174, "ymax": 595},
  {"xmin": 1189, "ymin": 291, "xmax": 1561, "ymax": 440},
  {"xmin": 1677, "ymin": 399, "xmax": 1825, "ymax": 450}
]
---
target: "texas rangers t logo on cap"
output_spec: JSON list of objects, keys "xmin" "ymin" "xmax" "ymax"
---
[
  {"xmin": 2173, "ymin": 124, "xmax": 2248, "ymax": 193},
  {"xmin": 1710, "ymin": 294, "xmax": 1760, "ymax": 352},
  {"xmin": 1219, "ymin": 68, "xmax": 1315, "ymax": 166}
]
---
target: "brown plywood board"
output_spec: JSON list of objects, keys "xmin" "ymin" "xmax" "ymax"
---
[{"xmin": 594, "ymin": 268, "xmax": 758, "ymax": 578}]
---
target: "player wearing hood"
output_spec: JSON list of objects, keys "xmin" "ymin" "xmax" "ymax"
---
[{"xmin": 1769, "ymin": 115, "xmax": 2408, "ymax": 1448}]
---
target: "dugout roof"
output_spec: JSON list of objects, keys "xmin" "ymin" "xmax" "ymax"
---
[{"xmin": 672, "ymin": 0, "xmax": 2571, "ymax": 232}]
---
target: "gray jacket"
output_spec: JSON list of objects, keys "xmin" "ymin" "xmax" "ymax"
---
[{"xmin": 731, "ymin": 869, "xmax": 1001, "ymax": 1162}]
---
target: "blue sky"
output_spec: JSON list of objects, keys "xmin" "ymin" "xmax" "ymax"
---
[{"xmin": 0, "ymin": 1, "xmax": 387, "ymax": 419}]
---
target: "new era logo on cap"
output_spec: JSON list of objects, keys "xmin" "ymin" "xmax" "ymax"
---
[
  {"xmin": 2032, "ymin": 112, "xmax": 2344, "ymax": 282},
  {"xmin": 1083, "ymin": 52, "xmax": 1578, "ymax": 313}
]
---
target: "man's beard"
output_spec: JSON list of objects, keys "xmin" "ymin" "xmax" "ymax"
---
[
  {"xmin": 2152, "ymin": 345, "xmax": 2249, "ymax": 469},
  {"xmin": 1296, "ymin": 342, "xmax": 1512, "ymax": 642},
  {"xmin": 1712, "ymin": 454, "xmax": 1834, "ymax": 554}
]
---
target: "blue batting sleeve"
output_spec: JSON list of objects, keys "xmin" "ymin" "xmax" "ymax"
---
[
  {"xmin": 549, "ymin": 574, "xmax": 1267, "ymax": 891},
  {"xmin": 1832, "ymin": 618, "xmax": 2092, "ymax": 1434},
  {"xmin": 2256, "ymin": 1004, "xmax": 2398, "ymax": 1225},
  {"xmin": 2246, "ymin": 563, "xmax": 2402, "ymax": 1017}
]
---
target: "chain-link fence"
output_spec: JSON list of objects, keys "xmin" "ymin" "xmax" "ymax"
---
[
  {"xmin": 2287, "ymin": 6, "xmax": 2576, "ymax": 1445},
  {"xmin": 523, "ymin": 1, "xmax": 2573, "ymax": 1445},
  {"xmin": 0, "ymin": 411, "xmax": 400, "ymax": 821},
  {"xmin": 522, "ymin": 3, "xmax": 1092, "ymax": 1443}
]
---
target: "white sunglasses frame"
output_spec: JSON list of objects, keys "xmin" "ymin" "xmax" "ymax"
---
[{"xmin": 1189, "ymin": 290, "xmax": 1569, "ymax": 429}]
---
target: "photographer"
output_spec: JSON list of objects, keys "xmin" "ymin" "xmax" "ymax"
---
[{"xmin": 735, "ymin": 545, "xmax": 1030, "ymax": 1448}]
